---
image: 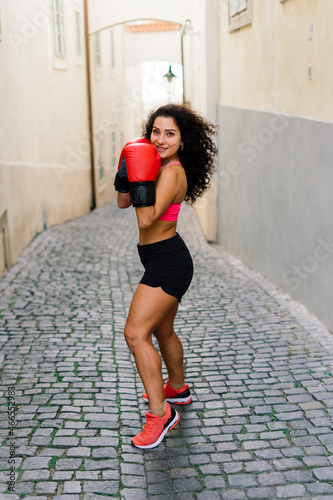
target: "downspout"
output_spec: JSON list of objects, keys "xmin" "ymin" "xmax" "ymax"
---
[{"xmin": 84, "ymin": 0, "xmax": 96, "ymax": 210}]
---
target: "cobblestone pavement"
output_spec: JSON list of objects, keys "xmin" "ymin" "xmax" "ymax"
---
[{"xmin": 1, "ymin": 202, "xmax": 333, "ymax": 500}]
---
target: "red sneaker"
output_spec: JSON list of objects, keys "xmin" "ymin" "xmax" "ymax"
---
[
  {"xmin": 132, "ymin": 402, "xmax": 180, "ymax": 449},
  {"xmin": 142, "ymin": 379, "xmax": 192, "ymax": 405}
]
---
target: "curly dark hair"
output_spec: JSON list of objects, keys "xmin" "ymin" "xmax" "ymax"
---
[{"xmin": 142, "ymin": 104, "xmax": 218, "ymax": 204}]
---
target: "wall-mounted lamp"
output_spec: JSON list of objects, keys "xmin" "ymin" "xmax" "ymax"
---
[{"xmin": 163, "ymin": 65, "xmax": 177, "ymax": 102}]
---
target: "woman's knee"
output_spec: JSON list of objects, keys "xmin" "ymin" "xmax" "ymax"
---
[
  {"xmin": 123, "ymin": 324, "xmax": 137, "ymax": 351},
  {"xmin": 124, "ymin": 324, "xmax": 151, "ymax": 352}
]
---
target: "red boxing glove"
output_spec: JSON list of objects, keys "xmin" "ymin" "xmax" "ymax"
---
[
  {"xmin": 124, "ymin": 143, "xmax": 161, "ymax": 207},
  {"xmin": 114, "ymin": 137, "xmax": 150, "ymax": 193}
]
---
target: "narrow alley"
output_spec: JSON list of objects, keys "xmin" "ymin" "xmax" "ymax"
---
[{"xmin": 1, "ymin": 203, "xmax": 333, "ymax": 499}]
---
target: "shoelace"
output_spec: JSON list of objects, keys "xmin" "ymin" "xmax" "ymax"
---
[{"xmin": 140, "ymin": 416, "xmax": 156, "ymax": 438}]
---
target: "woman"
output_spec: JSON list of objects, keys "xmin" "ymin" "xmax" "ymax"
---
[{"xmin": 115, "ymin": 104, "xmax": 218, "ymax": 449}]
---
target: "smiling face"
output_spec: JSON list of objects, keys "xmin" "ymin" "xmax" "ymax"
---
[{"xmin": 150, "ymin": 116, "xmax": 182, "ymax": 165}]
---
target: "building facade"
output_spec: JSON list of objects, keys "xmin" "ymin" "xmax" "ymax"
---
[
  {"xmin": 0, "ymin": 0, "xmax": 91, "ymax": 275},
  {"xmin": 217, "ymin": 0, "xmax": 333, "ymax": 331},
  {"xmin": 0, "ymin": 0, "xmax": 124, "ymax": 275}
]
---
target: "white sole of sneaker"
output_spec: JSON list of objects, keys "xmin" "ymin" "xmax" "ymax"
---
[
  {"xmin": 131, "ymin": 410, "xmax": 180, "ymax": 449},
  {"xmin": 166, "ymin": 396, "xmax": 192, "ymax": 404},
  {"xmin": 142, "ymin": 395, "xmax": 192, "ymax": 405}
]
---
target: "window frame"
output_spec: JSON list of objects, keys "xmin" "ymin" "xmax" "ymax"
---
[
  {"xmin": 75, "ymin": 10, "xmax": 82, "ymax": 57},
  {"xmin": 229, "ymin": 0, "xmax": 247, "ymax": 17},
  {"xmin": 0, "ymin": 4, "xmax": 2, "ymax": 42},
  {"xmin": 110, "ymin": 28, "xmax": 115, "ymax": 70},
  {"xmin": 228, "ymin": 0, "xmax": 253, "ymax": 32},
  {"xmin": 97, "ymin": 133, "xmax": 104, "ymax": 182},
  {"xmin": 52, "ymin": 0, "xmax": 66, "ymax": 58},
  {"xmin": 0, "ymin": 210, "xmax": 11, "ymax": 275},
  {"xmin": 111, "ymin": 129, "xmax": 117, "ymax": 170},
  {"xmin": 94, "ymin": 32, "xmax": 102, "ymax": 71}
]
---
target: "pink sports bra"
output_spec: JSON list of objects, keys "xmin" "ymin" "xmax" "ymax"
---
[{"xmin": 158, "ymin": 161, "xmax": 183, "ymax": 222}]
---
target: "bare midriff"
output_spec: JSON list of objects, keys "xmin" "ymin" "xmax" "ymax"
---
[
  {"xmin": 138, "ymin": 219, "xmax": 178, "ymax": 246},
  {"xmin": 137, "ymin": 160, "xmax": 187, "ymax": 246}
]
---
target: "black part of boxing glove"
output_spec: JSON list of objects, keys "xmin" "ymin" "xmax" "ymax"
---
[
  {"xmin": 114, "ymin": 157, "xmax": 130, "ymax": 193},
  {"xmin": 114, "ymin": 171, "xmax": 130, "ymax": 193},
  {"xmin": 129, "ymin": 181, "xmax": 156, "ymax": 207}
]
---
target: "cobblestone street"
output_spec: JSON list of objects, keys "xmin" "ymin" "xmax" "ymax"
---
[{"xmin": 1, "ymin": 202, "xmax": 333, "ymax": 499}]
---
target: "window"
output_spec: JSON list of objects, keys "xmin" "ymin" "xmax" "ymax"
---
[
  {"xmin": 110, "ymin": 29, "xmax": 115, "ymax": 70},
  {"xmin": 98, "ymin": 134, "xmax": 104, "ymax": 181},
  {"xmin": 52, "ymin": 0, "xmax": 66, "ymax": 57},
  {"xmin": 229, "ymin": 0, "xmax": 247, "ymax": 16},
  {"xmin": 0, "ymin": 211, "xmax": 10, "ymax": 276},
  {"xmin": 0, "ymin": 5, "xmax": 2, "ymax": 42},
  {"xmin": 111, "ymin": 130, "xmax": 116, "ymax": 169},
  {"xmin": 228, "ymin": 0, "xmax": 253, "ymax": 32},
  {"xmin": 95, "ymin": 33, "xmax": 101, "ymax": 69},
  {"xmin": 75, "ymin": 10, "xmax": 81, "ymax": 57}
]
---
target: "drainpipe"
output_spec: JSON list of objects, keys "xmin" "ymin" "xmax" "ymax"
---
[{"xmin": 84, "ymin": 0, "xmax": 96, "ymax": 210}]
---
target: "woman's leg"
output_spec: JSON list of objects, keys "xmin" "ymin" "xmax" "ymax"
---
[
  {"xmin": 153, "ymin": 303, "xmax": 186, "ymax": 388},
  {"xmin": 124, "ymin": 283, "xmax": 178, "ymax": 416}
]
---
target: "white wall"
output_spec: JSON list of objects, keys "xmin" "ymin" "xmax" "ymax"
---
[
  {"xmin": 0, "ymin": 0, "xmax": 91, "ymax": 270},
  {"xmin": 123, "ymin": 29, "xmax": 181, "ymax": 65},
  {"xmin": 89, "ymin": 24, "xmax": 125, "ymax": 207},
  {"xmin": 183, "ymin": 0, "xmax": 220, "ymax": 241}
]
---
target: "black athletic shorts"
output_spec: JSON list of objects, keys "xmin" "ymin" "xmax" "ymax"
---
[{"xmin": 137, "ymin": 233, "xmax": 193, "ymax": 302}]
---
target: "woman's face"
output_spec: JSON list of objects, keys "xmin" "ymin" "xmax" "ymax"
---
[{"xmin": 150, "ymin": 116, "xmax": 182, "ymax": 164}]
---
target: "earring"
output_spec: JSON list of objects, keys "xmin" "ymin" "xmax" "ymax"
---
[{"xmin": 180, "ymin": 144, "xmax": 184, "ymax": 151}]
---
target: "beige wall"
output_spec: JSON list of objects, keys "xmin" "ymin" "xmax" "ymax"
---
[
  {"xmin": 0, "ymin": 0, "xmax": 92, "ymax": 272},
  {"xmin": 217, "ymin": 0, "xmax": 333, "ymax": 331},
  {"xmin": 219, "ymin": 0, "xmax": 333, "ymax": 121},
  {"xmin": 0, "ymin": 165, "xmax": 91, "ymax": 265}
]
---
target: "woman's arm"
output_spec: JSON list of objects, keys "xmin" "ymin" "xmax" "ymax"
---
[
  {"xmin": 117, "ymin": 192, "xmax": 132, "ymax": 209},
  {"xmin": 135, "ymin": 168, "xmax": 184, "ymax": 229}
]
